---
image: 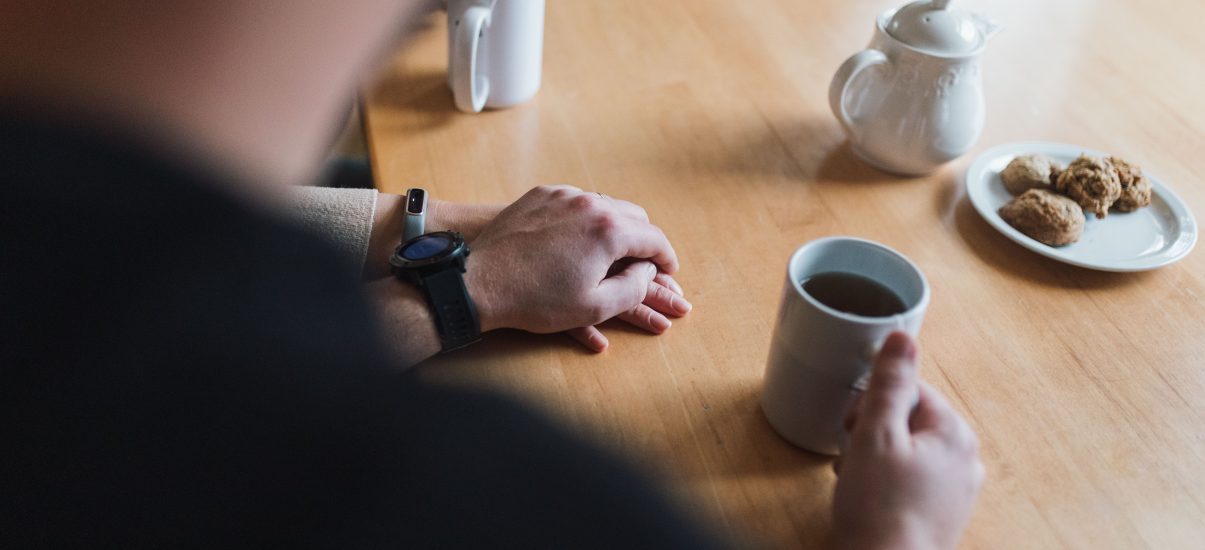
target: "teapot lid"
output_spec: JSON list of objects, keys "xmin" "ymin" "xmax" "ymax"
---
[{"xmin": 886, "ymin": 0, "xmax": 984, "ymax": 54}]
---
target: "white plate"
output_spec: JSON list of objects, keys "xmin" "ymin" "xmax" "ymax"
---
[{"xmin": 965, "ymin": 142, "xmax": 1197, "ymax": 272}]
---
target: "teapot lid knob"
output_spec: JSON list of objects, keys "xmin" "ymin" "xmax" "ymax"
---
[{"xmin": 886, "ymin": 0, "xmax": 989, "ymax": 55}]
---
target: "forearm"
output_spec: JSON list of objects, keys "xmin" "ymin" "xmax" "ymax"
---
[{"xmin": 361, "ymin": 194, "xmax": 505, "ymax": 367}]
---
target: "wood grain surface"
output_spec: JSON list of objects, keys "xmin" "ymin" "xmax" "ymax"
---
[{"xmin": 363, "ymin": 1, "xmax": 1205, "ymax": 547}]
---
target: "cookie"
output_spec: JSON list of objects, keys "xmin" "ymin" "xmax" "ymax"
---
[
  {"xmin": 998, "ymin": 189, "xmax": 1086, "ymax": 246},
  {"xmin": 1108, "ymin": 156, "xmax": 1152, "ymax": 212},
  {"xmin": 1001, "ymin": 154, "xmax": 1061, "ymax": 195},
  {"xmin": 1054, "ymin": 155, "xmax": 1120, "ymax": 219}
]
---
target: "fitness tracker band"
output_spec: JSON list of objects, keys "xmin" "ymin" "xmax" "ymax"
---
[
  {"xmin": 389, "ymin": 231, "xmax": 481, "ymax": 352},
  {"xmin": 402, "ymin": 188, "xmax": 427, "ymax": 241}
]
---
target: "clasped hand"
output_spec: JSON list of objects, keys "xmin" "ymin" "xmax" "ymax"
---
[{"xmin": 465, "ymin": 185, "xmax": 692, "ymax": 351}]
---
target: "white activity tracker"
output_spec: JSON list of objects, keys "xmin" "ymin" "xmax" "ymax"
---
[{"xmin": 403, "ymin": 188, "xmax": 427, "ymax": 241}]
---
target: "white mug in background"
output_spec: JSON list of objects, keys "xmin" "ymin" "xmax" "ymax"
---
[
  {"xmin": 446, "ymin": 0, "xmax": 544, "ymax": 113},
  {"xmin": 761, "ymin": 237, "xmax": 930, "ymax": 455}
]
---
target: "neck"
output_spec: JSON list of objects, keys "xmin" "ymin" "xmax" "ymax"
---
[{"xmin": 0, "ymin": 0, "xmax": 426, "ymax": 189}]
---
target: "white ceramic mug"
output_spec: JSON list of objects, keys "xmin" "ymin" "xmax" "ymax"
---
[
  {"xmin": 446, "ymin": 0, "xmax": 544, "ymax": 113},
  {"xmin": 761, "ymin": 237, "xmax": 930, "ymax": 455}
]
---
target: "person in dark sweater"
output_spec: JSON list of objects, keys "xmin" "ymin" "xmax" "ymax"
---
[{"xmin": 0, "ymin": 1, "xmax": 984, "ymax": 548}]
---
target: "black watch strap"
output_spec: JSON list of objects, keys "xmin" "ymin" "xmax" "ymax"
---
[{"xmin": 420, "ymin": 268, "xmax": 481, "ymax": 352}]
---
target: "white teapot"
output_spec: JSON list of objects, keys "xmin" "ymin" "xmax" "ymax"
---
[{"xmin": 829, "ymin": 0, "xmax": 1000, "ymax": 175}]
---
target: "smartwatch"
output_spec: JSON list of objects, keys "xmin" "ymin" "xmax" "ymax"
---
[
  {"xmin": 389, "ymin": 231, "xmax": 481, "ymax": 352},
  {"xmin": 402, "ymin": 188, "xmax": 427, "ymax": 241}
]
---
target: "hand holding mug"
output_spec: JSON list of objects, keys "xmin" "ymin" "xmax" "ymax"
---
[{"xmin": 832, "ymin": 332, "xmax": 986, "ymax": 550}]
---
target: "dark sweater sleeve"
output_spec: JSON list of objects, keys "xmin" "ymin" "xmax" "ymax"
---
[
  {"xmin": 0, "ymin": 118, "xmax": 728, "ymax": 549},
  {"xmin": 365, "ymin": 383, "xmax": 730, "ymax": 549}
]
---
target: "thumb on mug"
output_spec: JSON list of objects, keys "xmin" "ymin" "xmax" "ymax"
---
[{"xmin": 852, "ymin": 332, "xmax": 920, "ymax": 451}]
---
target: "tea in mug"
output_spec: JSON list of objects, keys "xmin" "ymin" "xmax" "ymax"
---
[{"xmin": 801, "ymin": 272, "xmax": 907, "ymax": 317}]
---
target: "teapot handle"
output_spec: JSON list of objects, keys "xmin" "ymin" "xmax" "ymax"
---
[{"xmin": 828, "ymin": 49, "xmax": 888, "ymax": 136}]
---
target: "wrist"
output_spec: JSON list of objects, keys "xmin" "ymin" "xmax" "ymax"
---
[
  {"xmin": 366, "ymin": 278, "xmax": 442, "ymax": 368},
  {"xmin": 463, "ymin": 250, "xmax": 503, "ymax": 333},
  {"xmin": 427, "ymin": 199, "xmax": 504, "ymax": 241},
  {"xmin": 367, "ymin": 195, "xmax": 475, "ymax": 279},
  {"xmin": 389, "ymin": 231, "xmax": 484, "ymax": 352}
]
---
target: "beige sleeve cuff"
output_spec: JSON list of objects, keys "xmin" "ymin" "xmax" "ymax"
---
[{"xmin": 289, "ymin": 187, "xmax": 378, "ymax": 271}]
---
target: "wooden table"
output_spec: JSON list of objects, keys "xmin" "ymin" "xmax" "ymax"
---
[{"xmin": 363, "ymin": 1, "xmax": 1205, "ymax": 547}]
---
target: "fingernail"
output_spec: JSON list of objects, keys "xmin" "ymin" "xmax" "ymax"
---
[
  {"xmin": 880, "ymin": 332, "xmax": 916, "ymax": 360},
  {"xmin": 666, "ymin": 278, "xmax": 684, "ymax": 296},
  {"xmin": 646, "ymin": 262, "xmax": 658, "ymax": 278},
  {"xmin": 590, "ymin": 333, "xmax": 609, "ymax": 351},
  {"xmin": 651, "ymin": 315, "xmax": 672, "ymax": 333},
  {"xmin": 671, "ymin": 296, "xmax": 693, "ymax": 315}
]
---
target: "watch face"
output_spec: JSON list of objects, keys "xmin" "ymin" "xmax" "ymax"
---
[{"xmin": 401, "ymin": 233, "xmax": 453, "ymax": 261}]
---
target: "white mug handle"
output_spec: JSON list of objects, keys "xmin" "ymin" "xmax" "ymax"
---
[
  {"xmin": 451, "ymin": 5, "xmax": 491, "ymax": 113},
  {"xmin": 828, "ymin": 49, "xmax": 888, "ymax": 137}
]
